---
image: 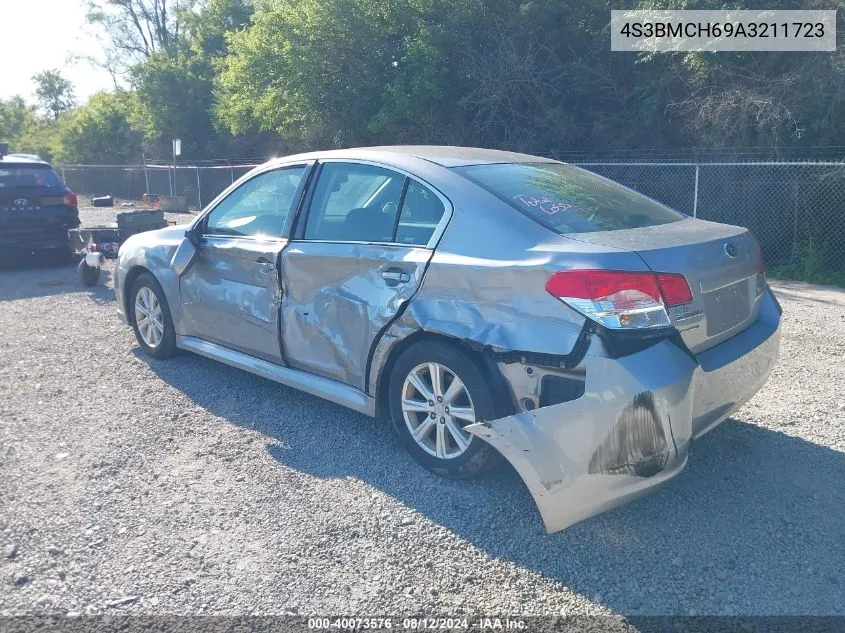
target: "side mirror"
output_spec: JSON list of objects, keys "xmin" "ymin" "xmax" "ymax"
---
[{"xmin": 172, "ymin": 229, "xmax": 199, "ymax": 277}]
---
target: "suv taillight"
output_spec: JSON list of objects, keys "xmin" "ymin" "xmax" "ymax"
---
[
  {"xmin": 545, "ymin": 269, "xmax": 692, "ymax": 330},
  {"xmin": 63, "ymin": 192, "xmax": 77, "ymax": 207}
]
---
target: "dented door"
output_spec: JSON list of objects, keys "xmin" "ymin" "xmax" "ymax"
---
[
  {"xmin": 280, "ymin": 242, "xmax": 432, "ymax": 389},
  {"xmin": 178, "ymin": 164, "xmax": 310, "ymax": 363},
  {"xmin": 180, "ymin": 236, "xmax": 287, "ymax": 363},
  {"xmin": 279, "ymin": 161, "xmax": 449, "ymax": 390}
]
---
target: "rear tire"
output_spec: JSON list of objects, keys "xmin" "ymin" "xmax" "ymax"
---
[
  {"xmin": 130, "ymin": 273, "xmax": 178, "ymax": 360},
  {"xmin": 388, "ymin": 341, "xmax": 502, "ymax": 478}
]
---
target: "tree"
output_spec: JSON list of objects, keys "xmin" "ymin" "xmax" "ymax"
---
[
  {"xmin": 216, "ymin": 0, "xmax": 434, "ymax": 145},
  {"xmin": 53, "ymin": 91, "xmax": 143, "ymax": 164},
  {"xmin": 0, "ymin": 97, "xmax": 59, "ymax": 161},
  {"xmin": 131, "ymin": 51, "xmax": 218, "ymax": 156},
  {"xmin": 85, "ymin": 0, "xmax": 195, "ymax": 73},
  {"xmin": 128, "ymin": 0, "xmax": 254, "ymax": 157},
  {"xmin": 0, "ymin": 97, "xmax": 31, "ymax": 143},
  {"xmin": 182, "ymin": 0, "xmax": 253, "ymax": 59},
  {"xmin": 32, "ymin": 70, "xmax": 77, "ymax": 121}
]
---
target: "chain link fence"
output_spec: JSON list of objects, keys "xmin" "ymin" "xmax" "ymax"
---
[
  {"xmin": 578, "ymin": 162, "xmax": 845, "ymax": 276},
  {"xmin": 58, "ymin": 163, "xmax": 259, "ymax": 212},
  {"xmin": 57, "ymin": 160, "xmax": 845, "ymax": 277}
]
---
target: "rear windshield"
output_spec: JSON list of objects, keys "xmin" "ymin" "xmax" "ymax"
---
[
  {"xmin": 454, "ymin": 162, "xmax": 684, "ymax": 233},
  {"xmin": 0, "ymin": 165, "xmax": 64, "ymax": 189}
]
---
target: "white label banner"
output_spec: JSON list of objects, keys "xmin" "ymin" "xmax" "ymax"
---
[{"xmin": 611, "ymin": 10, "xmax": 837, "ymax": 52}]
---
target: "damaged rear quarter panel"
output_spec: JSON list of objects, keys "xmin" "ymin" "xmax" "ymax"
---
[
  {"xmin": 367, "ymin": 174, "xmax": 653, "ymax": 395},
  {"xmin": 465, "ymin": 340, "xmax": 697, "ymax": 534}
]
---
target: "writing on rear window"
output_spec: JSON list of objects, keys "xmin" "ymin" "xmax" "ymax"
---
[
  {"xmin": 455, "ymin": 162, "xmax": 684, "ymax": 234},
  {"xmin": 513, "ymin": 194, "xmax": 572, "ymax": 215}
]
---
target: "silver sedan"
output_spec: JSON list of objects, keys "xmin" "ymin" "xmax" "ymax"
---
[{"xmin": 115, "ymin": 146, "xmax": 782, "ymax": 533}]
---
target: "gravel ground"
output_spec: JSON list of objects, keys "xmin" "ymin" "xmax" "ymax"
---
[{"xmin": 1, "ymin": 224, "xmax": 844, "ymax": 618}]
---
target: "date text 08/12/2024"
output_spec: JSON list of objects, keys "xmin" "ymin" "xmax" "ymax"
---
[{"xmin": 307, "ymin": 617, "xmax": 528, "ymax": 630}]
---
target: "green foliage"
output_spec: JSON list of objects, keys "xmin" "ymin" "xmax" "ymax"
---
[
  {"xmin": 768, "ymin": 239, "xmax": 845, "ymax": 288},
  {"xmin": 53, "ymin": 91, "xmax": 143, "ymax": 164},
  {"xmin": 0, "ymin": 97, "xmax": 31, "ymax": 143},
  {"xmin": 0, "ymin": 97, "xmax": 58, "ymax": 161},
  {"xmin": 15, "ymin": 0, "xmax": 845, "ymax": 170},
  {"xmin": 32, "ymin": 70, "xmax": 77, "ymax": 121},
  {"xmin": 131, "ymin": 51, "xmax": 218, "ymax": 156},
  {"xmin": 128, "ymin": 0, "xmax": 255, "ymax": 157}
]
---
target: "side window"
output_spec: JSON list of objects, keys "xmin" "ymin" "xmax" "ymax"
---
[
  {"xmin": 205, "ymin": 165, "xmax": 306, "ymax": 238},
  {"xmin": 395, "ymin": 180, "xmax": 446, "ymax": 246},
  {"xmin": 304, "ymin": 163, "xmax": 406, "ymax": 242}
]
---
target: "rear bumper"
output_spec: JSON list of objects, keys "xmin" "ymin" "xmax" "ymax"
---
[
  {"xmin": 0, "ymin": 235, "xmax": 70, "ymax": 253},
  {"xmin": 467, "ymin": 288, "xmax": 781, "ymax": 534},
  {"xmin": 690, "ymin": 288, "xmax": 782, "ymax": 438}
]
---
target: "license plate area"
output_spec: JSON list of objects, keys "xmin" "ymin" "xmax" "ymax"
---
[{"xmin": 704, "ymin": 279, "xmax": 751, "ymax": 336}]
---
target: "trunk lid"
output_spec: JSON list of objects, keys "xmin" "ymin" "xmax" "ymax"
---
[{"xmin": 564, "ymin": 218, "xmax": 765, "ymax": 353}]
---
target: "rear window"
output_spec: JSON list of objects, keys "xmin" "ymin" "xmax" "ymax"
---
[
  {"xmin": 0, "ymin": 165, "xmax": 64, "ymax": 189},
  {"xmin": 454, "ymin": 162, "xmax": 684, "ymax": 233}
]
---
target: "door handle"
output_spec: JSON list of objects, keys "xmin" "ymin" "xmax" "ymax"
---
[
  {"xmin": 381, "ymin": 269, "xmax": 411, "ymax": 284},
  {"xmin": 255, "ymin": 256, "xmax": 274, "ymax": 265}
]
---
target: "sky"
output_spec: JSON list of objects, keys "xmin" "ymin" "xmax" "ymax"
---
[{"xmin": 0, "ymin": 0, "xmax": 116, "ymax": 104}]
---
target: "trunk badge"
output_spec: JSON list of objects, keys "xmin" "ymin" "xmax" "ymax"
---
[
  {"xmin": 13, "ymin": 198, "xmax": 29, "ymax": 206},
  {"xmin": 724, "ymin": 242, "xmax": 738, "ymax": 258}
]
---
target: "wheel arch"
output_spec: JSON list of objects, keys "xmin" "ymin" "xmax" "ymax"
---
[
  {"xmin": 123, "ymin": 265, "xmax": 155, "ymax": 326},
  {"xmin": 373, "ymin": 330, "xmax": 516, "ymax": 422}
]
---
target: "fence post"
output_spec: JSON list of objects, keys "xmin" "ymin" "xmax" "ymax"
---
[
  {"xmin": 143, "ymin": 154, "xmax": 150, "ymax": 195},
  {"xmin": 230, "ymin": 163, "xmax": 235, "ymax": 184},
  {"xmin": 693, "ymin": 164, "xmax": 700, "ymax": 217},
  {"xmin": 196, "ymin": 166, "xmax": 202, "ymax": 210}
]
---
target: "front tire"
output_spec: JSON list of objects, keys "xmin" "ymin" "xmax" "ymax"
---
[
  {"xmin": 388, "ymin": 341, "xmax": 502, "ymax": 478},
  {"xmin": 130, "ymin": 273, "xmax": 177, "ymax": 359}
]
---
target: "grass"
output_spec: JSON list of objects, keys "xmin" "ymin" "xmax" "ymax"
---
[{"xmin": 766, "ymin": 239, "xmax": 845, "ymax": 288}]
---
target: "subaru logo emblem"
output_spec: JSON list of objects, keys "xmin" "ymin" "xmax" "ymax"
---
[
  {"xmin": 724, "ymin": 242, "xmax": 738, "ymax": 258},
  {"xmin": 13, "ymin": 198, "xmax": 29, "ymax": 206}
]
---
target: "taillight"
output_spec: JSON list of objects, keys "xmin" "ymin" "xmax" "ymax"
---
[
  {"xmin": 655, "ymin": 273, "xmax": 693, "ymax": 306},
  {"xmin": 545, "ymin": 269, "xmax": 692, "ymax": 330},
  {"xmin": 63, "ymin": 192, "xmax": 78, "ymax": 207}
]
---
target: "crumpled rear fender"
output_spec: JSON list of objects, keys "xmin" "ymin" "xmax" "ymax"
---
[{"xmin": 466, "ymin": 340, "xmax": 697, "ymax": 533}]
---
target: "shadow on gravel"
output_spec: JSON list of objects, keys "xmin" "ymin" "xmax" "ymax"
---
[
  {"xmin": 146, "ymin": 352, "xmax": 845, "ymax": 616},
  {"xmin": 0, "ymin": 259, "xmax": 114, "ymax": 303}
]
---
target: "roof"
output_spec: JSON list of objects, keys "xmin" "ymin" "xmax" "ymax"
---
[
  {"xmin": 0, "ymin": 154, "xmax": 49, "ymax": 165},
  {"xmin": 357, "ymin": 145, "xmax": 558, "ymax": 167},
  {"xmin": 264, "ymin": 145, "xmax": 559, "ymax": 169}
]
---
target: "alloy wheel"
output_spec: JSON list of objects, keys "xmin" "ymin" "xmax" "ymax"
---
[
  {"xmin": 401, "ymin": 362, "xmax": 476, "ymax": 459},
  {"xmin": 134, "ymin": 286, "xmax": 164, "ymax": 348}
]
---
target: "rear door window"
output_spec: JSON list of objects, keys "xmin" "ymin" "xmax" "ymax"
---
[
  {"xmin": 304, "ymin": 162, "xmax": 406, "ymax": 242},
  {"xmin": 395, "ymin": 180, "xmax": 446, "ymax": 246},
  {"xmin": 455, "ymin": 162, "xmax": 684, "ymax": 233}
]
